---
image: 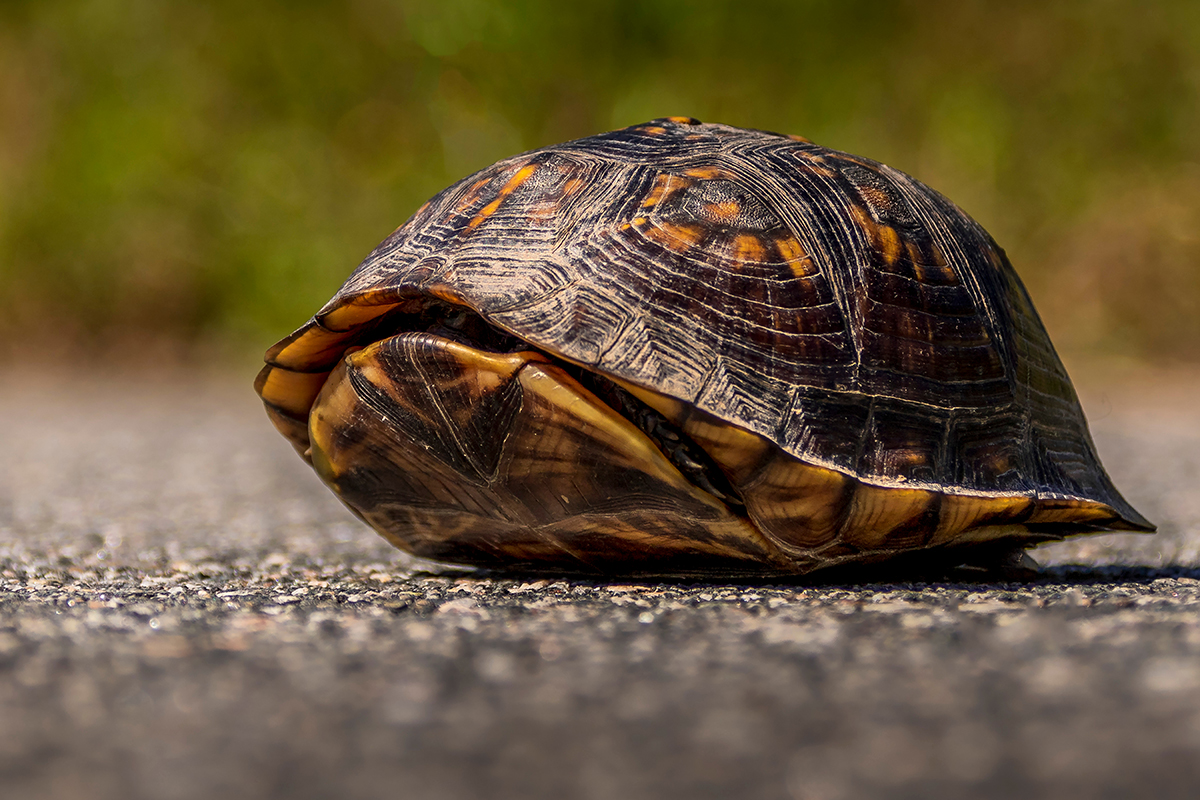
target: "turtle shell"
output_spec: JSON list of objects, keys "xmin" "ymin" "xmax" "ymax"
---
[{"xmin": 256, "ymin": 117, "xmax": 1153, "ymax": 577}]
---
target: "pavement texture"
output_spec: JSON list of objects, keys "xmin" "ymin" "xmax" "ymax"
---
[{"xmin": 2, "ymin": 364, "xmax": 1199, "ymax": 800}]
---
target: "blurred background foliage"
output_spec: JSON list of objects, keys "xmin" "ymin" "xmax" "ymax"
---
[{"xmin": 1, "ymin": 0, "xmax": 1197, "ymax": 364}]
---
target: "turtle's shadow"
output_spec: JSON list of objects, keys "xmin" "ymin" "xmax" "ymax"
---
[
  {"xmin": 416, "ymin": 562, "xmax": 1200, "ymax": 589},
  {"xmin": 796, "ymin": 562, "xmax": 1200, "ymax": 589}
]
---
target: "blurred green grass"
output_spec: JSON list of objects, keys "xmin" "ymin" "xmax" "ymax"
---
[{"xmin": 1, "ymin": 0, "xmax": 1197, "ymax": 363}]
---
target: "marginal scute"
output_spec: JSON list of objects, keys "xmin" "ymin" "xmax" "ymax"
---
[
  {"xmin": 266, "ymin": 323, "xmax": 351, "ymax": 372},
  {"xmin": 1026, "ymin": 500, "xmax": 1119, "ymax": 527},
  {"xmin": 256, "ymin": 366, "xmax": 331, "ymax": 419},
  {"xmin": 739, "ymin": 453, "xmax": 851, "ymax": 552},
  {"xmin": 611, "ymin": 377, "xmax": 689, "ymax": 425},
  {"xmin": 681, "ymin": 414, "xmax": 772, "ymax": 482},
  {"xmin": 839, "ymin": 484, "xmax": 939, "ymax": 551},
  {"xmin": 953, "ymin": 524, "xmax": 1040, "ymax": 547},
  {"xmin": 318, "ymin": 297, "xmax": 402, "ymax": 331},
  {"xmin": 929, "ymin": 494, "xmax": 1033, "ymax": 547}
]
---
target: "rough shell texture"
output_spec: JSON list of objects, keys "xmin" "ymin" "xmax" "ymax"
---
[{"xmin": 256, "ymin": 117, "xmax": 1152, "ymax": 574}]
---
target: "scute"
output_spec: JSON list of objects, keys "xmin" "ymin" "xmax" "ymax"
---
[{"xmin": 256, "ymin": 117, "xmax": 1153, "ymax": 577}]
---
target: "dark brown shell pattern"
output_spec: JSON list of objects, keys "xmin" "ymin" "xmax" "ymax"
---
[{"xmin": 256, "ymin": 117, "xmax": 1153, "ymax": 578}]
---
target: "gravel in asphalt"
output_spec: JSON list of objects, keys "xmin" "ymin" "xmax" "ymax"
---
[{"xmin": 2, "ymin": 364, "xmax": 1198, "ymax": 800}]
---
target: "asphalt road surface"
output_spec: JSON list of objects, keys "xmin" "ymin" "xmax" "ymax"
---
[{"xmin": 2, "ymin": 364, "xmax": 1199, "ymax": 800}]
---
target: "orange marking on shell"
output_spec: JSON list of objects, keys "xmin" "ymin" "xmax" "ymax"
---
[
  {"xmin": 931, "ymin": 244, "xmax": 949, "ymax": 267},
  {"xmin": 455, "ymin": 178, "xmax": 492, "ymax": 212},
  {"xmin": 655, "ymin": 220, "xmax": 706, "ymax": 250},
  {"xmin": 640, "ymin": 126, "xmax": 667, "ymax": 135},
  {"xmin": 849, "ymin": 204, "xmax": 903, "ymax": 264},
  {"xmin": 704, "ymin": 199, "xmax": 742, "ymax": 223},
  {"xmin": 528, "ymin": 205, "xmax": 557, "ymax": 221},
  {"xmin": 731, "ymin": 233, "xmax": 767, "ymax": 263},
  {"xmin": 466, "ymin": 163, "xmax": 540, "ymax": 230},
  {"xmin": 889, "ymin": 447, "xmax": 936, "ymax": 472},
  {"xmin": 787, "ymin": 133, "xmax": 812, "ymax": 143},
  {"xmin": 877, "ymin": 224, "xmax": 902, "ymax": 266},
  {"xmin": 858, "ymin": 186, "xmax": 893, "ymax": 215},
  {"xmin": 639, "ymin": 225, "xmax": 675, "ymax": 250},
  {"xmin": 800, "ymin": 157, "xmax": 837, "ymax": 178},
  {"xmin": 468, "ymin": 198, "xmax": 504, "ymax": 230},
  {"xmin": 906, "ymin": 241, "xmax": 924, "ymax": 265},
  {"xmin": 562, "ymin": 177, "xmax": 587, "ymax": 196},
  {"xmin": 787, "ymin": 259, "xmax": 816, "ymax": 279},
  {"xmin": 773, "ymin": 235, "xmax": 815, "ymax": 276},
  {"xmin": 640, "ymin": 222, "xmax": 695, "ymax": 254},
  {"xmin": 681, "ymin": 165, "xmax": 736, "ymax": 181},
  {"xmin": 666, "ymin": 116, "xmax": 699, "ymax": 124},
  {"xmin": 641, "ymin": 174, "xmax": 672, "ymax": 208},
  {"xmin": 849, "ymin": 204, "xmax": 874, "ymax": 232}
]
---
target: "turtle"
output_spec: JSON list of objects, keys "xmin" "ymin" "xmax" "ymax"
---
[{"xmin": 255, "ymin": 116, "xmax": 1153, "ymax": 579}]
